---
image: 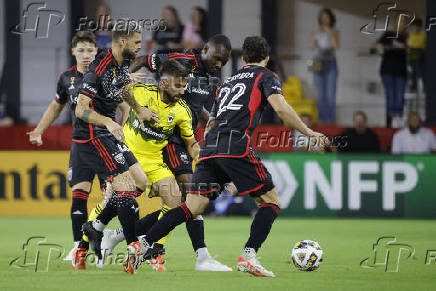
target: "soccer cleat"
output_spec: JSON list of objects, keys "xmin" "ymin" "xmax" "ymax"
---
[
  {"xmin": 82, "ymin": 221, "xmax": 103, "ymax": 259},
  {"xmin": 64, "ymin": 247, "xmax": 74, "ymax": 261},
  {"xmin": 236, "ymin": 256, "xmax": 275, "ymax": 277},
  {"xmin": 146, "ymin": 254, "xmax": 166, "ymax": 271},
  {"xmin": 122, "ymin": 242, "xmax": 142, "ymax": 274},
  {"xmin": 96, "ymin": 229, "xmax": 120, "ymax": 268},
  {"xmin": 196, "ymin": 256, "xmax": 232, "ymax": 271},
  {"xmin": 72, "ymin": 248, "xmax": 87, "ymax": 269}
]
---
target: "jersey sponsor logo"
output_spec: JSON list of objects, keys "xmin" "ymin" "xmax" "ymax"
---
[
  {"xmin": 114, "ymin": 153, "xmax": 126, "ymax": 165},
  {"xmin": 117, "ymin": 144, "xmax": 130, "ymax": 153},
  {"xmin": 191, "ymin": 87, "xmax": 209, "ymax": 95},
  {"xmin": 82, "ymin": 83, "xmax": 97, "ymax": 94}
]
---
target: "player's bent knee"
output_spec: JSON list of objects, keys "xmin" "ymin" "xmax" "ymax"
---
[
  {"xmin": 112, "ymin": 171, "xmax": 136, "ymax": 191},
  {"xmin": 257, "ymin": 188, "xmax": 281, "ymax": 208},
  {"xmin": 72, "ymin": 181, "xmax": 92, "ymax": 192},
  {"xmin": 185, "ymin": 194, "xmax": 209, "ymax": 217}
]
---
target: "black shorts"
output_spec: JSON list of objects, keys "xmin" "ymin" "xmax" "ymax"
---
[
  {"xmin": 162, "ymin": 143, "xmax": 193, "ymax": 177},
  {"xmin": 187, "ymin": 150, "xmax": 274, "ymax": 200},
  {"xmin": 70, "ymin": 135, "xmax": 137, "ymax": 185}
]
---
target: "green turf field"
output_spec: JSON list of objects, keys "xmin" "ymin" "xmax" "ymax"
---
[{"xmin": 0, "ymin": 217, "xmax": 435, "ymax": 291}]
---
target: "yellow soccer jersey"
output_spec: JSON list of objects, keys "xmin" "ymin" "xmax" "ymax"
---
[{"xmin": 123, "ymin": 84, "xmax": 194, "ymax": 163}]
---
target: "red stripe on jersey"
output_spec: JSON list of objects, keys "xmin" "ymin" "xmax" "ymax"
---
[
  {"xmin": 238, "ymin": 184, "xmax": 264, "ymax": 196},
  {"xmin": 172, "ymin": 144, "xmax": 180, "ymax": 167},
  {"xmin": 92, "ymin": 139, "xmax": 114, "ymax": 171},
  {"xmin": 147, "ymin": 54, "xmax": 153, "ymax": 71},
  {"xmin": 251, "ymin": 152, "xmax": 266, "ymax": 180},
  {"xmin": 89, "ymin": 100, "xmax": 95, "ymax": 140},
  {"xmin": 248, "ymin": 152, "xmax": 263, "ymax": 180},
  {"xmin": 56, "ymin": 65, "xmax": 76, "ymax": 82},
  {"xmin": 168, "ymin": 56, "xmax": 194, "ymax": 61},
  {"xmin": 166, "ymin": 146, "xmax": 176, "ymax": 168},
  {"xmin": 186, "ymin": 188, "xmax": 219, "ymax": 195},
  {"xmin": 96, "ymin": 53, "xmax": 113, "ymax": 76},
  {"xmin": 80, "ymin": 89, "xmax": 95, "ymax": 97},
  {"xmin": 190, "ymin": 49, "xmax": 199, "ymax": 68},
  {"xmin": 94, "ymin": 51, "xmax": 111, "ymax": 74},
  {"xmin": 95, "ymin": 138, "xmax": 117, "ymax": 170}
]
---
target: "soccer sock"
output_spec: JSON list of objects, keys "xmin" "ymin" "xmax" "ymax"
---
[
  {"xmin": 186, "ymin": 215, "xmax": 206, "ymax": 252},
  {"xmin": 244, "ymin": 203, "xmax": 280, "ymax": 252},
  {"xmin": 116, "ymin": 192, "xmax": 138, "ymax": 244},
  {"xmin": 71, "ymin": 190, "xmax": 89, "ymax": 242},
  {"xmin": 92, "ymin": 219, "xmax": 106, "ymax": 231},
  {"xmin": 135, "ymin": 210, "xmax": 160, "ymax": 236},
  {"xmin": 82, "ymin": 203, "xmax": 104, "ymax": 242},
  {"xmin": 143, "ymin": 203, "xmax": 192, "ymax": 246},
  {"xmin": 156, "ymin": 204, "xmax": 173, "ymax": 246},
  {"xmin": 96, "ymin": 195, "xmax": 118, "ymax": 225}
]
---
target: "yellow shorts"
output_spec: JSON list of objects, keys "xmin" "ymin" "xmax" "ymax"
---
[{"xmin": 135, "ymin": 154, "xmax": 174, "ymax": 198}]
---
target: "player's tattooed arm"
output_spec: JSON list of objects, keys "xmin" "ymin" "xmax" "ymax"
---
[
  {"xmin": 184, "ymin": 137, "xmax": 200, "ymax": 160},
  {"xmin": 76, "ymin": 94, "xmax": 125, "ymax": 142},
  {"xmin": 120, "ymin": 85, "xmax": 160, "ymax": 126}
]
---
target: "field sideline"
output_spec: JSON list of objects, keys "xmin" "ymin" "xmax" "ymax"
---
[{"xmin": 0, "ymin": 217, "xmax": 435, "ymax": 290}]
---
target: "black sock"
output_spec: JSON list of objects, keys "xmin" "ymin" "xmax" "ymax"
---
[
  {"xmin": 97, "ymin": 195, "xmax": 117, "ymax": 225},
  {"xmin": 145, "ymin": 203, "xmax": 192, "ymax": 245},
  {"xmin": 135, "ymin": 210, "xmax": 160, "ymax": 236},
  {"xmin": 244, "ymin": 203, "xmax": 280, "ymax": 252},
  {"xmin": 186, "ymin": 217, "xmax": 206, "ymax": 252},
  {"xmin": 71, "ymin": 190, "xmax": 89, "ymax": 242},
  {"xmin": 116, "ymin": 192, "xmax": 138, "ymax": 244}
]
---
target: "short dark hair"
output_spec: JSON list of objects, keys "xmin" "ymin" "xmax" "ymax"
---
[
  {"xmin": 318, "ymin": 8, "xmax": 336, "ymax": 28},
  {"xmin": 208, "ymin": 34, "xmax": 232, "ymax": 51},
  {"xmin": 159, "ymin": 60, "xmax": 188, "ymax": 78},
  {"xmin": 242, "ymin": 36, "xmax": 270, "ymax": 63},
  {"xmin": 72, "ymin": 31, "xmax": 96, "ymax": 48},
  {"xmin": 353, "ymin": 110, "xmax": 367, "ymax": 120},
  {"xmin": 112, "ymin": 24, "xmax": 142, "ymax": 41}
]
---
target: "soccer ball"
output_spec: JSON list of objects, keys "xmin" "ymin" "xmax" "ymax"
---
[{"xmin": 291, "ymin": 240, "xmax": 323, "ymax": 271}]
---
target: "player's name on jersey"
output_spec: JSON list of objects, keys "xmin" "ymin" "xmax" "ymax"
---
[{"xmin": 224, "ymin": 72, "xmax": 255, "ymax": 84}]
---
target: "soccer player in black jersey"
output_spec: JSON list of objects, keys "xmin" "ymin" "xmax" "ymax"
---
[
  {"xmin": 27, "ymin": 31, "xmax": 109, "ymax": 269},
  {"xmin": 137, "ymin": 36, "xmax": 328, "ymax": 277},
  {"xmin": 76, "ymin": 27, "xmax": 159, "ymax": 275},
  {"xmin": 129, "ymin": 35, "xmax": 233, "ymax": 268}
]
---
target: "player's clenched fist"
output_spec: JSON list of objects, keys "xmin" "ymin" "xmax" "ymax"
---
[{"xmin": 27, "ymin": 129, "xmax": 43, "ymax": 146}]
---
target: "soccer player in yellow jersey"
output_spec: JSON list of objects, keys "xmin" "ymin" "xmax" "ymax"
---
[{"xmin": 98, "ymin": 60, "xmax": 231, "ymax": 272}]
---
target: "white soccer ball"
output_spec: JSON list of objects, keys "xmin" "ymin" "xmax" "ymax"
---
[{"xmin": 291, "ymin": 240, "xmax": 323, "ymax": 271}]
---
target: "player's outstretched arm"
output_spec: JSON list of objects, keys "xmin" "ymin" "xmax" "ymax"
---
[
  {"xmin": 27, "ymin": 100, "xmax": 66, "ymax": 146},
  {"xmin": 130, "ymin": 55, "xmax": 148, "ymax": 73},
  {"xmin": 118, "ymin": 102, "xmax": 130, "ymax": 126},
  {"xmin": 120, "ymin": 85, "xmax": 160, "ymax": 127},
  {"xmin": 267, "ymin": 94, "xmax": 329, "ymax": 150},
  {"xmin": 76, "ymin": 93, "xmax": 125, "ymax": 142}
]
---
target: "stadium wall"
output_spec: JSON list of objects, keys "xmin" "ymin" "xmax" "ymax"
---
[{"xmin": 1, "ymin": 151, "xmax": 435, "ymax": 218}]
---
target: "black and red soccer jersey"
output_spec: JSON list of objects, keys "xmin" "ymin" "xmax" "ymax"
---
[
  {"xmin": 75, "ymin": 49, "xmax": 131, "ymax": 142},
  {"xmin": 201, "ymin": 65, "xmax": 283, "ymax": 159},
  {"xmin": 143, "ymin": 48, "xmax": 217, "ymax": 143}
]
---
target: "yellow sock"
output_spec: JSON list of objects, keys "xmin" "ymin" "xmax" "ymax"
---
[
  {"xmin": 82, "ymin": 203, "xmax": 103, "ymax": 242},
  {"xmin": 156, "ymin": 205, "xmax": 172, "ymax": 246}
]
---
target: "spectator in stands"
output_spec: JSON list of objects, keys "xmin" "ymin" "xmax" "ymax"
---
[
  {"xmin": 338, "ymin": 111, "xmax": 380, "ymax": 153},
  {"xmin": 392, "ymin": 112, "xmax": 436, "ymax": 154},
  {"xmin": 183, "ymin": 7, "xmax": 207, "ymax": 48},
  {"xmin": 152, "ymin": 6, "xmax": 184, "ymax": 49},
  {"xmin": 376, "ymin": 15, "xmax": 408, "ymax": 128},
  {"xmin": 407, "ymin": 18, "xmax": 426, "ymax": 93},
  {"xmin": 0, "ymin": 113, "xmax": 13, "ymax": 127},
  {"xmin": 293, "ymin": 113, "xmax": 320, "ymax": 152},
  {"xmin": 95, "ymin": 3, "xmax": 112, "ymax": 49},
  {"xmin": 309, "ymin": 8, "xmax": 340, "ymax": 124}
]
